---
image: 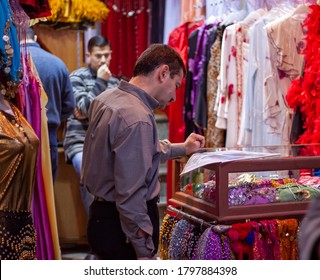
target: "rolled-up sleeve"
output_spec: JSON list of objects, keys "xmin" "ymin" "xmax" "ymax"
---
[{"xmin": 160, "ymin": 139, "xmax": 186, "ymax": 161}]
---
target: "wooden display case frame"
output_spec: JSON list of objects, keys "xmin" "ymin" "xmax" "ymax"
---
[{"xmin": 169, "ymin": 155, "xmax": 320, "ymax": 223}]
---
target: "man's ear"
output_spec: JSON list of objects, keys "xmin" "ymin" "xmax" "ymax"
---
[{"xmin": 159, "ymin": 64, "xmax": 169, "ymax": 81}]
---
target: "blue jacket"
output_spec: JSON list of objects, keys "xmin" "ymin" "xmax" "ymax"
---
[{"xmin": 26, "ymin": 42, "xmax": 75, "ymax": 146}]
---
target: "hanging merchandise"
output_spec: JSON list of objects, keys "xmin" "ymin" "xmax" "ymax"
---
[
  {"xmin": 43, "ymin": 0, "xmax": 110, "ymax": 29},
  {"xmin": 19, "ymin": 0, "xmax": 51, "ymax": 19},
  {"xmin": 0, "ymin": 0, "xmax": 62, "ymax": 260},
  {"xmin": 101, "ymin": 0, "xmax": 150, "ymax": 79},
  {"xmin": 286, "ymin": 4, "xmax": 320, "ymax": 156},
  {"xmin": 0, "ymin": 0, "xmax": 23, "ymax": 98},
  {"xmin": 161, "ymin": 207, "xmax": 300, "ymax": 260}
]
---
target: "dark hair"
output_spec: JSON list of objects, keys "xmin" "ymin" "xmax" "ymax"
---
[
  {"xmin": 133, "ymin": 44, "xmax": 186, "ymax": 78},
  {"xmin": 26, "ymin": 27, "xmax": 35, "ymax": 40},
  {"xmin": 87, "ymin": 35, "xmax": 110, "ymax": 52}
]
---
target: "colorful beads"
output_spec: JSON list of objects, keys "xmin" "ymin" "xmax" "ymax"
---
[{"xmin": 160, "ymin": 214, "xmax": 299, "ymax": 260}]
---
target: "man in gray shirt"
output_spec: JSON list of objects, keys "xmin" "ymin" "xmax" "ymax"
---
[{"xmin": 82, "ymin": 44, "xmax": 205, "ymax": 260}]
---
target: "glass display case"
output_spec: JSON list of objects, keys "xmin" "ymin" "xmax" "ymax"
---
[{"xmin": 169, "ymin": 145, "xmax": 320, "ymax": 223}]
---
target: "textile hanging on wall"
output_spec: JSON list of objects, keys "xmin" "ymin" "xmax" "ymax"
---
[
  {"xmin": 0, "ymin": 0, "xmax": 61, "ymax": 259},
  {"xmin": 19, "ymin": 0, "xmax": 51, "ymax": 19},
  {"xmin": 101, "ymin": 0, "xmax": 150, "ymax": 79},
  {"xmin": 149, "ymin": 0, "xmax": 166, "ymax": 44}
]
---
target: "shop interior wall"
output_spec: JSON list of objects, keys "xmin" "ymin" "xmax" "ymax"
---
[{"xmin": 34, "ymin": 25, "xmax": 86, "ymax": 73}]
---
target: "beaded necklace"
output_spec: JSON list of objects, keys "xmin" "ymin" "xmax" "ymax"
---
[
  {"xmin": 276, "ymin": 219, "xmax": 298, "ymax": 260},
  {"xmin": 221, "ymin": 234, "xmax": 233, "ymax": 260},
  {"xmin": 204, "ymin": 230, "xmax": 223, "ymax": 260},
  {"xmin": 0, "ymin": 103, "xmax": 31, "ymax": 143},
  {"xmin": 185, "ymin": 226, "xmax": 202, "ymax": 260},
  {"xmin": 168, "ymin": 219, "xmax": 192, "ymax": 260},
  {"xmin": 193, "ymin": 227, "xmax": 225, "ymax": 260},
  {"xmin": 192, "ymin": 227, "xmax": 211, "ymax": 259},
  {"xmin": 159, "ymin": 214, "xmax": 179, "ymax": 260}
]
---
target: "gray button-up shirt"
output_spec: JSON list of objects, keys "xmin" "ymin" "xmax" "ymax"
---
[{"xmin": 82, "ymin": 80, "xmax": 185, "ymax": 257}]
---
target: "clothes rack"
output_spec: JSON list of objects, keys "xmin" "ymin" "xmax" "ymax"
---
[
  {"xmin": 167, "ymin": 205, "xmax": 287, "ymax": 234},
  {"xmin": 167, "ymin": 205, "xmax": 233, "ymax": 233}
]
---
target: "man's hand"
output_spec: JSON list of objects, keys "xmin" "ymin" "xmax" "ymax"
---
[
  {"xmin": 97, "ymin": 64, "xmax": 112, "ymax": 81},
  {"xmin": 73, "ymin": 108, "xmax": 86, "ymax": 120},
  {"xmin": 184, "ymin": 132, "xmax": 205, "ymax": 155}
]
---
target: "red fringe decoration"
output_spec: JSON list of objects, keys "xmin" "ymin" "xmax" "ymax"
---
[{"xmin": 286, "ymin": 5, "xmax": 320, "ymax": 155}]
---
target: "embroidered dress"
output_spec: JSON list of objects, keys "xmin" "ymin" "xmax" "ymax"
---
[
  {"xmin": 243, "ymin": 6, "xmax": 292, "ymax": 147},
  {"xmin": 205, "ymin": 24, "xmax": 226, "ymax": 148},
  {"xmin": 0, "ymin": 103, "xmax": 39, "ymax": 260},
  {"xmin": 215, "ymin": 22, "xmax": 239, "ymax": 147},
  {"xmin": 265, "ymin": 5, "xmax": 308, "ymax": 144}
]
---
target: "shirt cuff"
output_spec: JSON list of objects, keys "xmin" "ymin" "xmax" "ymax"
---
[
  {"xmin": 170, "ymin": 143, "xmax": 186, "ymax": 158},
  {"xmin": 130, "ymin": 236, "xmax": 156, "ymax": 258}
]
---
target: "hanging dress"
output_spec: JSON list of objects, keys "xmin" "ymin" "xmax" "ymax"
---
[{"xmin": 0, "ymin": 102, "xmax": 39, "ymax": 259}]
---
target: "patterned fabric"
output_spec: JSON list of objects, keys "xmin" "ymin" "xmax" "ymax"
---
[
  {"xmin": 0, "ymin": 102, "xmax": 39, "ymax": 260},
  {"xmin": 0, "ymin": 211, "xmax": 36, "ymax": 260},
  {"xmin": 159, "ymin": 214, "xmax": 179, "ymax": 260},
  {"xmin": 205, "ymin": 24, "xmax": 226, "ymax": 148},
  {"xmin": 192, "ymin": 227, "xmax": 231, "ymax": 260},
  {"xmin": 168, "ymin": 219, "xmax": 193, "ymax": 260},
  {"xmin": 265, "ymin": 5, "xmax": 308, "ymax": 145}
]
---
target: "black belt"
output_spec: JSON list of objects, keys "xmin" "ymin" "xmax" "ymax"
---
[
  {"xmin": 94, "ymin": 197, "xmax": 113, "ymax": 203},
  {"xmin": 94, "ymin": 195, "xmax": 159, "ymax": 203}
]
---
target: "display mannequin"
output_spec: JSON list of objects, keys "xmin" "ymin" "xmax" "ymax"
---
[{"xmin": 0, "ymin": 92, "xmax": 40, "ymax": 259}]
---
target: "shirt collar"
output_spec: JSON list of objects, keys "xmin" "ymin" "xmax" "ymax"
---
[
  {"xmin": 118, "ymin": 80, "xmax": 159, "ymax": 111},
  {"xmin": 25, "ymin": 42, "xmax": 40, "ymax": 48}
]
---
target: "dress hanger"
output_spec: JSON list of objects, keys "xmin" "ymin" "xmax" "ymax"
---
[{"xmin": 290, "ymin": 1, "xmax": 311, "ymax": 20}]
